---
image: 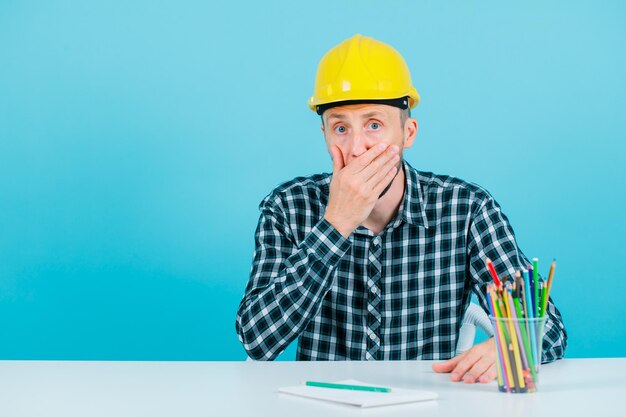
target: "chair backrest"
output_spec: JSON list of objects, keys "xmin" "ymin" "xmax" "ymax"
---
[{"xmin": 455, "ymin": 302, "xmax": 494, "ymax": 355}]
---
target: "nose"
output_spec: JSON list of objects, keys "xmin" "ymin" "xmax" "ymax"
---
[{"xmin": 348, "ymin": 130, "xmax": 368, "ymax": 160}]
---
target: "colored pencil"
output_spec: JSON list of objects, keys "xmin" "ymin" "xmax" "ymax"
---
[
  {"xmin": 539, "ymin": 281, "xmax": 548, "ymax": 317},
  {"xmin": 532, "ymin": 258, "xmax": 539, "ymax": 317},
  {"xmin": 486, "ymin": 288, "xmax": 505, "ymax": 389},
  {"xmin": 508, "ymin": 292, "xmax": 529, "ymax": 370},
  {"xmin": 541, "ymin": 259, "xmax": 556, "ymax": 317},
  {"xmin": 523, "ymin": 266, "xmax": 538, "ymax": 367},
  {"xmin": 503, "ymin": 291, "xmax": 526, "ymax": 390},
  {"xmin": 490, "ymin": 289, "xmax": 514, "ymax": 392},
  {"xmin": 513, "ymin": 295, "xmax": 535, "ymax": 380},
  {"xmin": 486, "ymin": 258, "xmax": 502, "ymax": 288},
  {"xmin": 527, "ymin": 267, "xmax": 535, "ymax": 318},
  {"xmin": 303, "ymin": 381, "xmax": 391, "ymax": 393}
]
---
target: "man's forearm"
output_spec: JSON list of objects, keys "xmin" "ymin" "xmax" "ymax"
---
[{"xmin": 236, "ymin": 218, "xmax": 351, "ymax": 360}]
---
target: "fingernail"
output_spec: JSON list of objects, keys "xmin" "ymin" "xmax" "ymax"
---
[
  {"xmin": 451, "ymin": 372, "xmax": 460, "ymax": 381},
  {"xmin": 378, "ymin": 143, "xmax": 386, "ymax": 150},
  {"xmin": 390, "ymin": 145, "xmax": 399, "ymax": 153}
]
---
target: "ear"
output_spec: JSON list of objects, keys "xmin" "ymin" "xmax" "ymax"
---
[{"xmin": 403, "ymin": 117, "xmax": 418, "ymax": 149}]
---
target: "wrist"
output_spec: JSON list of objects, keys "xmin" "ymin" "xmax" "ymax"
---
[{"xmin": 323, "ymin": 214, "xmax": 355, "ymax": 238}]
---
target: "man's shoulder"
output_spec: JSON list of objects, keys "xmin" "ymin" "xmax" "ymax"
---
[
  {"xmin": 409, "ymin": 165, "xmax": 493, "ymax": 202},
  {"xmin": 258, "ymin": 172, "xmax": 332, "ymax": 211}
]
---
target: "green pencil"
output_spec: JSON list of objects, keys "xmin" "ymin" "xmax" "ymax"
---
[
  {"xmin": 532, "ymin": 258, "xmax": 539, "ymax": 317},
  {"xmin": 303, "ymin": 381, "xmax": 392, "ymax": 393},
  {"xmin": 513, "ymin": 296, "xmax": 538, "ymax": 383},
  {"xmin": 540, "ymin": 283, "xmax": 548, "ymax": 317}
]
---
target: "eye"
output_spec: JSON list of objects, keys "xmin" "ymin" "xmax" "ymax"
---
[
  {"xmin": 369, "ymin": 122, "xmax": 381, "ymax": 130},
  {"xmin": 334, "ymin": 125, "xmax": 347, "ymax": 134}
]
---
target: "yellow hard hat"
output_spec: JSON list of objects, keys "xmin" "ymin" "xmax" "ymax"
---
[{"xmin": 309, "ymin": 34, "xmax": 420, "ymax": 115}]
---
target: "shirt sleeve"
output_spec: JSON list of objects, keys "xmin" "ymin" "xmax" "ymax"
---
[
  {"xmin": 235, "ymin": 199, "xmax": 352, "ymax": 360},
  {"xmin": 466, "ymin": 194, "xmax": 568, "ymax": 363}
]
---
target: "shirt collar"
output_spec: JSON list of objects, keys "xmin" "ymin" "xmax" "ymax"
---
[{"xmin": 399, "ymin": 159, "xmax": 429, "ymax": 228}]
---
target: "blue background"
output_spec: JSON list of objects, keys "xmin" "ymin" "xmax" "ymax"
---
[{"xmin": 1, "ymin": 0, "xmax": 625, "ymax": 361}]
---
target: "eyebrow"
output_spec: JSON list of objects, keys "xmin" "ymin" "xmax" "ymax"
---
[
  {"xmin": 326, "ymin": 113, "xmax": 346, "ymax": 121},
  {"xmin": 361, "ymin": 111, "xmax": 385, "ymax": 120}
]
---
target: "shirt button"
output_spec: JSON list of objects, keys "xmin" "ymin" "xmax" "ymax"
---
[
  {"xmin": 370, "ymin": 286, "xmax": 378, "ymax": 294},
  {"xmin": 369, "ymin": 332, "xmax": 376, "ymax": 340}
]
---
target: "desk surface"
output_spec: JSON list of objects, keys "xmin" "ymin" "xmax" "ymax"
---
[{"xmin": 1, "ymin": 359, "xmax": 624, "ymax": 417}]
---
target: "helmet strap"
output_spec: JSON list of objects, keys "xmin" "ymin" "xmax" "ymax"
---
[{"xmin": 316, "ymin": 96, "xmax": 409, "ymax": 116}]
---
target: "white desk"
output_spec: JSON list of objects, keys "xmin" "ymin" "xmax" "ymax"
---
[{"xmin": 0, "ymin": 359, "xmax": 624, "ymax": 416}]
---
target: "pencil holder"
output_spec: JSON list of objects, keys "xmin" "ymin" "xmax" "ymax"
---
[{"xmin": 489, "ymin": 316, "xmax": 547, "ymax": 393}]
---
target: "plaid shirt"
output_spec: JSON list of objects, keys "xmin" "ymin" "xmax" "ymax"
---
[{"xmin": 236, "ymin": 160, "xmax": 567, "ymax": 361}]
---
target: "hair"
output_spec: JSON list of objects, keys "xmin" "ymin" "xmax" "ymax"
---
[{"xmin": 400, "ymin": 107, "xmax": 411, "ymax": 126}]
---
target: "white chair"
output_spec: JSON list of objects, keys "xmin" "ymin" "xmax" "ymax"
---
[
  {"xmin": 246, "ymin": 302, "xmax": 493, "ymax": 360},
  {"xmin": 456, "ymin": 302, "xmax": 494, "ymax": 355}
]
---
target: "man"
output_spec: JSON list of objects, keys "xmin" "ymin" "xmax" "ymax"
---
[{"xmin": 236, "ymin": 34, "xmax": 567, "ymax": 384}]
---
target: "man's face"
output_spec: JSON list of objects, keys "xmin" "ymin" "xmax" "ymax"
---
[{"xmin": 321, "ymin": 103, "xmax": 415, "ymax": 167}]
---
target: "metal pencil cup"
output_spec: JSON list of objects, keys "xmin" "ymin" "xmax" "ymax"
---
[{"xmin": 489, "ymin": 316, "xmax": 547, "ymax": 393}]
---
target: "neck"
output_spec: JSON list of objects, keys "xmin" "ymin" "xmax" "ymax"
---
[{"xmin": 361, "ymin": 162, "xmax": 406, "ymax": 234}]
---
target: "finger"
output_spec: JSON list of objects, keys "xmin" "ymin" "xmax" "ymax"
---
[
  {"xmin": 369, "ymin": 164, "xmax": 398, "ymax": 196},
  {"xmin": 461, "ymin": 356, "xmax": 494, "ymax": 384},
  {"xmin": 360, "ymin": 145, "xmax": 399, "ymax": 179},
  {"xmin": 431, "ymin": 350, "xmax": 468, "ymax": 374},
  {"xmin": 348, "ymin": 143, "xmax": 389, "ymax": 172},
  {"xmin": 372, "ymin": 159, "xmax": 399, "ymax": 196},
  {"xmin": 449, "ymin": 349, "xmax": 481, "ymax": 382},
  {"xmin": 362, "ymin": 145, "xmax": 400, "ymax": 182},
  {"xmin": 368, "ymin": 154, "xmax": 400, "ymax": 188},
  {"xmin": 329, "ymin": 145, "xmax": 345, "ymax": 174},
  {"xmin": 478, "ymin": 363, "xmax": 497, "ymax": 383}
]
